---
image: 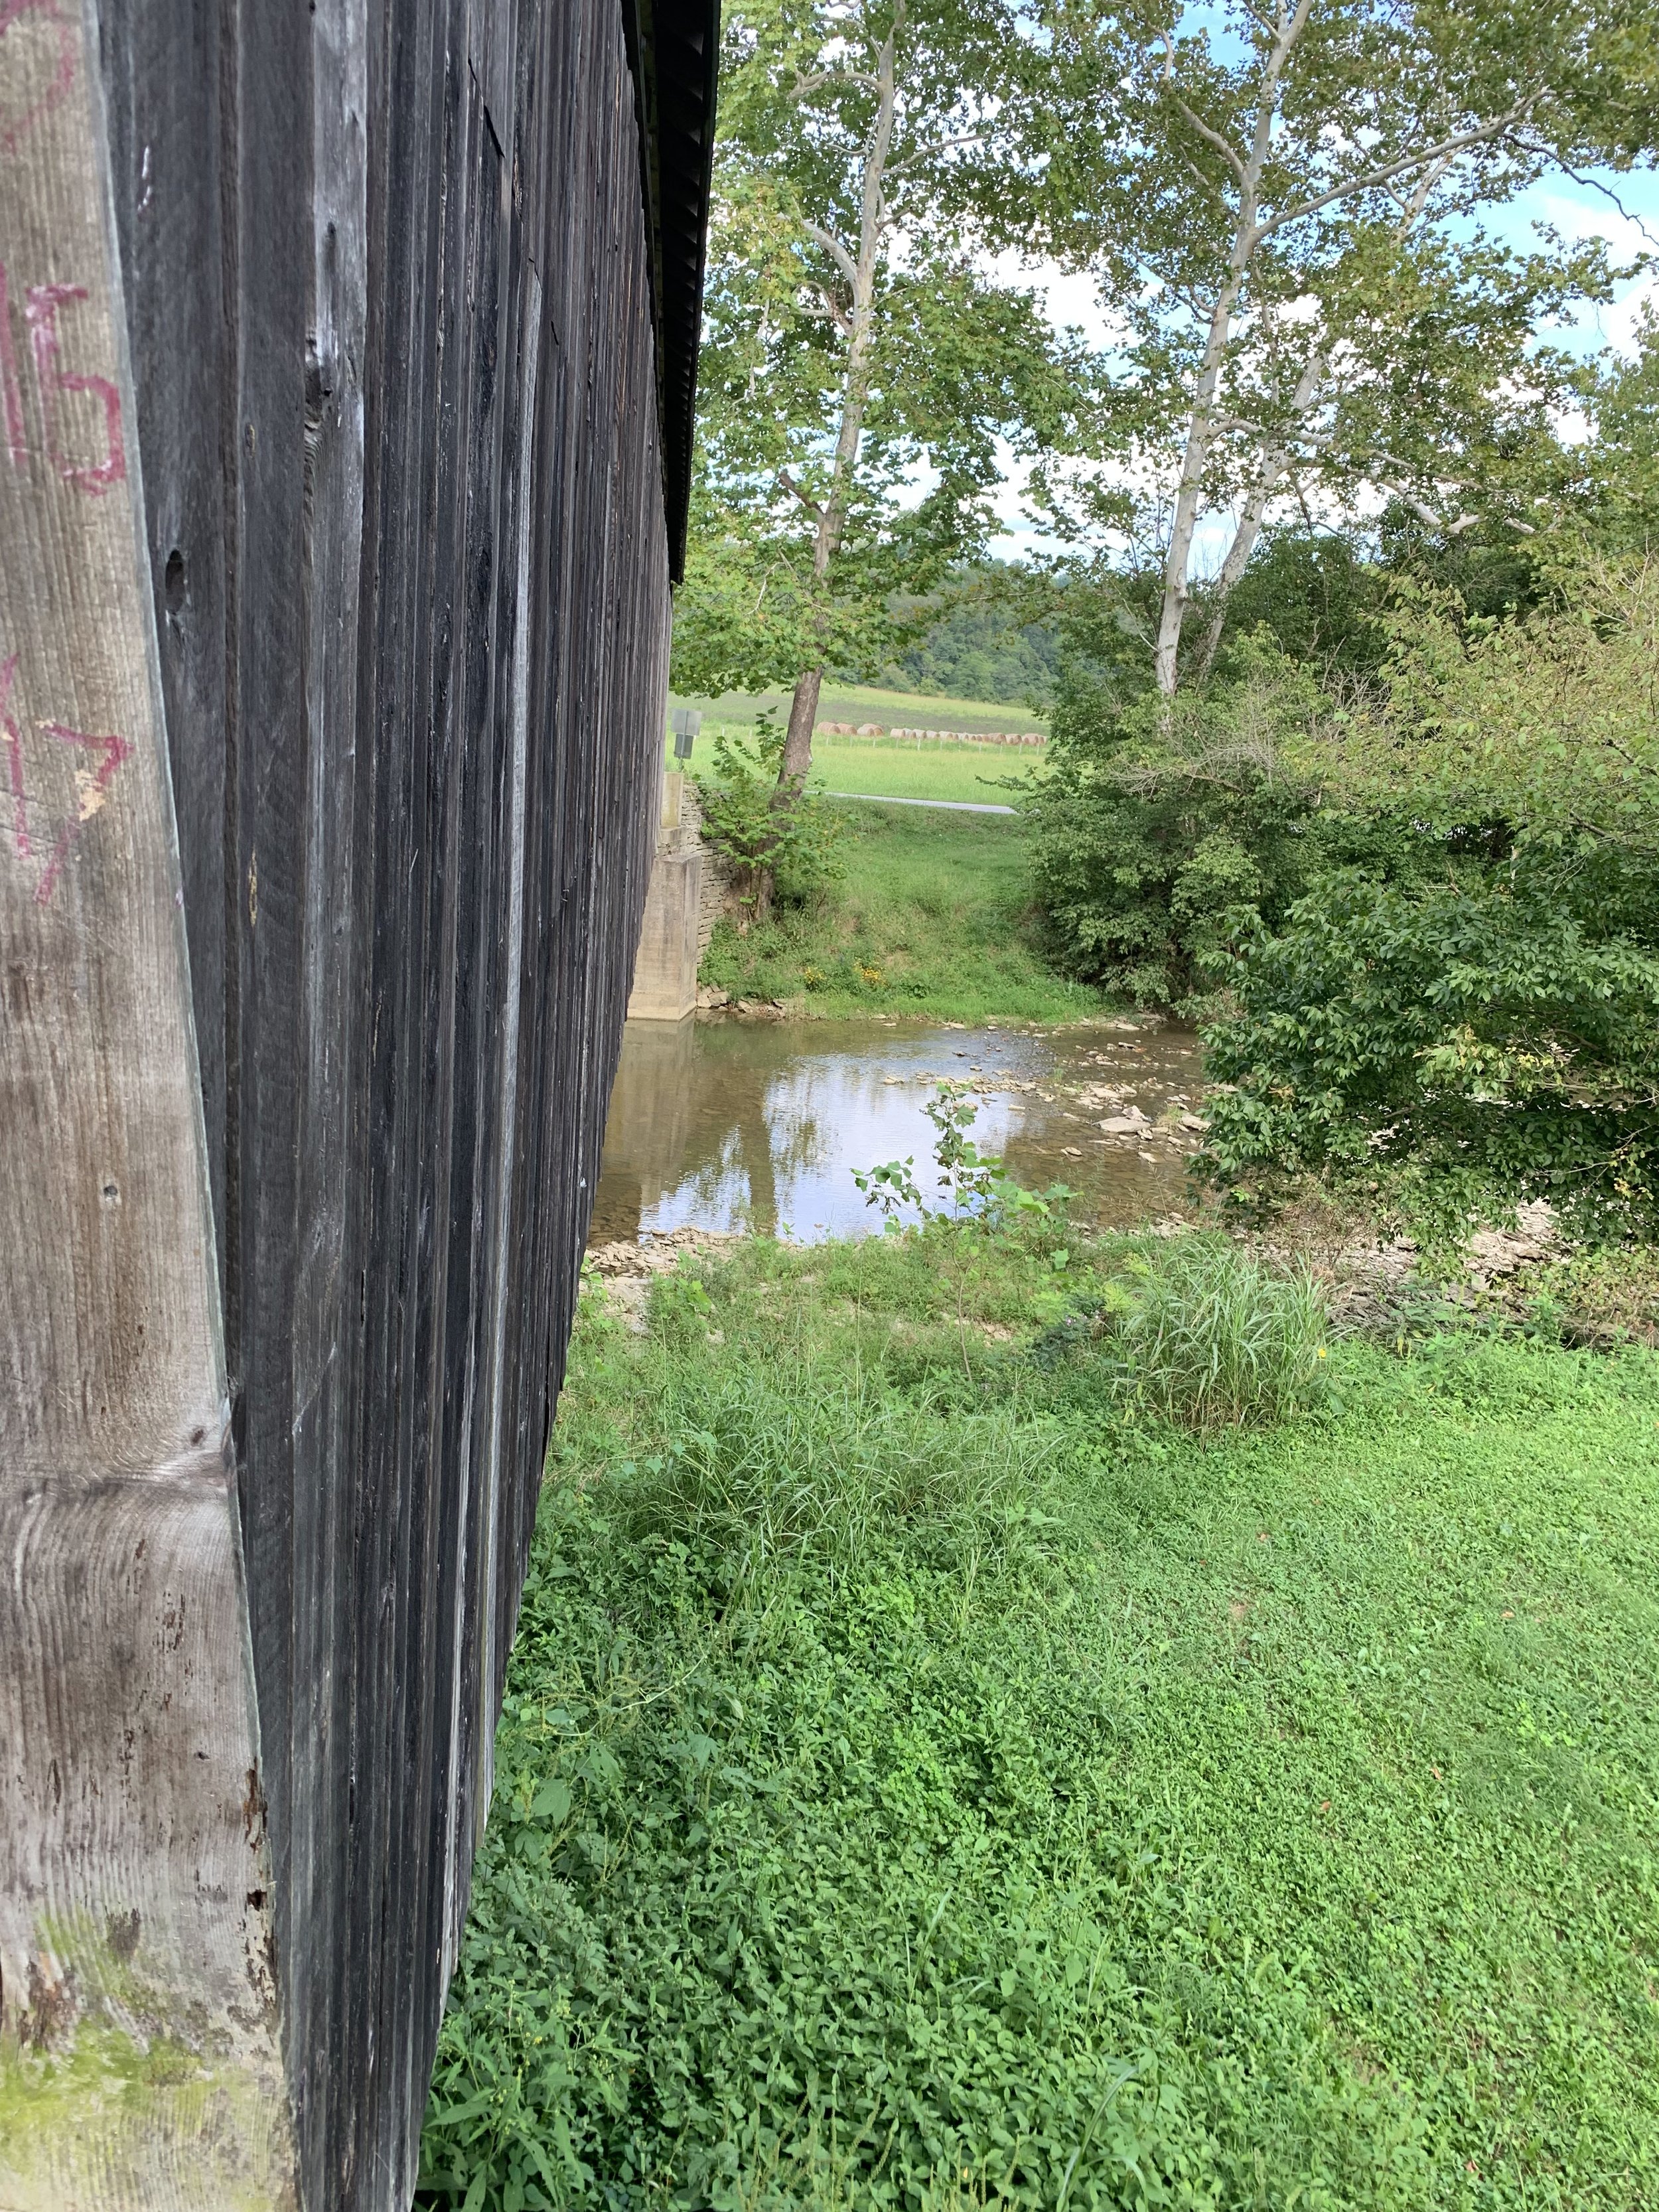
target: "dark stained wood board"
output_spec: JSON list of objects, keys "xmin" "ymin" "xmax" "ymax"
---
[{"xmin": 0, "ymin": 0, "xmax": 711, "ymax": 2205}]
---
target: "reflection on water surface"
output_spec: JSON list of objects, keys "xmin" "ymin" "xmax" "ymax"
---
[{"xmin": 593, "ymin": 1015, "xmax": 1205, "ymax": 1245}]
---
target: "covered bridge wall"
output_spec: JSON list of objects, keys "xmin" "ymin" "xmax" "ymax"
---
[{"xmin": 0, "ymin": 1, "xmax": 715, "ymax": 2205}]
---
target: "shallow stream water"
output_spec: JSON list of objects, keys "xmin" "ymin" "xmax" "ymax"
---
[{"xmin": 592, "ymin": 1014, "xmax": 1206, "ymax": 1246}]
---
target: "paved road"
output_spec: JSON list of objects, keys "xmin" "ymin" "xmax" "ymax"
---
[{"xmin": 822, "ymin": 791, "xmax": 1017, "ymax": 816}]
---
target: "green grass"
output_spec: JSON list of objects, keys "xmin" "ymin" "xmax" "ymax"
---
[
  {"xmin": 699, "ymin": 801, "xmax": 1099, "ymax": 1023},
  {"xmin": 419, "ymin": 1228, "xmax": 1659, "ymax": 2211},
  {"xmin": 1099, "ymin": 1238, "xmax": 1331, "ymax": 1432},
  {"xmin": 810, "ymin": 742, "xmax": 1038, "ymax": 806},
  {"xmin": 671, "ymin": 685, "xmax": 1048, "ymax": 737},
  {"xmin": 667, "ymin": 728, "xmax": 1044, "ymax": 805}
]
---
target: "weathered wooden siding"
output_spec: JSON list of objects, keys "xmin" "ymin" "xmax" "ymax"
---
[
  {"xmin": 0, "ymin": 5, "xmax": 293, "ymax": 2203},
  {"xmin": 0, "ymin": 0, "xmax": 701, "ymax": 2204}
]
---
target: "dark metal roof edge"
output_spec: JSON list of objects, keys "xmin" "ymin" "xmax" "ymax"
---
[{"xmin": 622, "ymin": 0, "xmax": 719, "ymax": 585}]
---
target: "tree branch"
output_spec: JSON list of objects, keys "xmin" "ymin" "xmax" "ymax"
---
[
  {"xmin": 1160, "ymin": 35, "xmax": 1250, "ymax": 187},
  {"xmin": 776, "ymin": 469, "xmax": 825, "ymax": 521},
  {"xmin": 803, "ymin": 220, "xmax": 859, "ymax": 291},
  {"xmin": 1372, "ymin": 475, "xmax": 1478, "ymax": 533},
  {"xmin": 790, "ymin": 68, "xmax": 880, "ymax": 99},
  {"xmin": 884, "ymin": 128, "xmax": 991, "ymax": 180},
  {"xmin": 1254, "ymin": 99, "xmax": 1538, "ymax": 242},
  {"xmin": 800, "ymin": 284, "xmax": 853, "ymax": 336}
]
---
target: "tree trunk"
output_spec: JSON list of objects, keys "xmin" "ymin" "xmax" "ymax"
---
[
  {"xmin": 771, "ymin": 16, "xmax": 899, "ymax": 795},
  {"xmin": 780, "ymin": 664, "xmax": 823, "ymax": 791},
  {"xmin": 1153, "ymin": 2, "xmax": 1308, "ymax": 696},
  {"xmin": 1192, "ymin": 469, "xmax": 1282, "ymax": 684},
  {"xmin": 1154, "ymin": 263, "xmax": 1252, "ymax": 698}
]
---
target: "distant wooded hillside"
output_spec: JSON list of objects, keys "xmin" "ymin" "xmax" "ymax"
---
[{"xmin": 878, "ymin": 567, "xmax": 1060, "ymax": 706}]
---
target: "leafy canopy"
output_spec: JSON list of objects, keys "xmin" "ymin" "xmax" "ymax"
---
[{"xmin": 672, "ymin": 0, "xmax": 1099, "ymax": 697}]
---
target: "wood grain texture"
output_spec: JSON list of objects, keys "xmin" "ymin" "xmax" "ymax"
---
[
  {"xmin": 86, "ymin": 0, "xmax": 698, "ymax": 2204},
  {"xmin": 0, "ymin": 3, "xmax": 293, "ymax": 2204}
]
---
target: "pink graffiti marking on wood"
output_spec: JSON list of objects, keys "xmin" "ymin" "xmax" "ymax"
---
[
  {"xmin": 0, "ymin": 0, "xmax": 76, "ymax": 158},
  {"xmin": 0, "ymin": 650, "xmax": 25, "ymax": 856},
  {"xmin": 25, "ymin": 283, "xmax": 125, "ymax": 493},
  {"xmin": 0, "ymin": 260, "xmax": 23, "ymax": 467},
  {"xmin": 33, "ymin": 721, "xmax": 131, "ymax": 903},
  {"xmin": 0, "ymin": 652, "xmax": 131, "ymax": 901}
]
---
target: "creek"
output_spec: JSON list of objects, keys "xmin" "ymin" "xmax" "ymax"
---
[{"xmin": 592, "ymin": 1013, "xmax": 1205, "ymax": 1246}]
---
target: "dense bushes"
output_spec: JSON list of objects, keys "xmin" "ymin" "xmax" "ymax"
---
[
  {"xmin": 1203, "ymin": 854, "xmax": 1659, "ymax": 1234},
  {"xmin": 1033, "ymin": 559, "xmax": 1659, "ymax": 1231},
  {"xmin": 1027, "ymin": 638, "xmax": 1325, "ymax": 1011},
  {"xmin": 1204, "ymin": 563, "xmax": 1659, "ymax": 1232}
]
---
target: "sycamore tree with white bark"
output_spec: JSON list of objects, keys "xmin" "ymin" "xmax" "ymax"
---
[
  {"xmin": 671, "ymin": 0, "xmax": 1098, "ymax": 797},
  {"xmin": 1029, "ymin": 0, "xmax": 1652, "ymax": 694}
]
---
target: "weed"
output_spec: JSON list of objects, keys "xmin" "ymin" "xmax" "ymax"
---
[
  {"xmin": 1092, "ymin": 1236, "xmax": 1331, "ymax": 1431},
  {"xmin": 612, "ymin": 1363, "xmax": 1044, "ymax": 1591}
]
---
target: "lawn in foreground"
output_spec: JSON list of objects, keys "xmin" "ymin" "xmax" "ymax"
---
[
  {"xmin": 418, "ymin": 1233, "xmax": 1659, "ymax": 2211},
  {"xmin": 699, "ymin": 800, "xmax": 1096, "ymax": 1023}
]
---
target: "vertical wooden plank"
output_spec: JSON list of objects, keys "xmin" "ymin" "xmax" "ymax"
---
[
  {"xmin": 95, "ymin": 0, "xmax": 234, "ymax": 1278},
  {"xmin": 284, "ymin": 0, "xmax": 369, "ymax": 2189},
  {"xmin": 0, "ymin": 4, "xmax": 294, "ymax": 2205}
]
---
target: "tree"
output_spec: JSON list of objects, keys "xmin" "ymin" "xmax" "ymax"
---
[
  {"xmin": 1031, "ymin": 0, "xmax": 1650, "ymax": 694},
  {"xmin": 673, "ymin": 0, "xmax": 1096, "ymax": 792}
]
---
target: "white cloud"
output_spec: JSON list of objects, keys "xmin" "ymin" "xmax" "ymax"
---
[{"xmin": 1488, "ymin": 176, "xmax": 1659, "ymax": 360}]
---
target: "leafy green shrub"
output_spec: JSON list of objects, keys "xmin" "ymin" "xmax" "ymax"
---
[
  {"xmin": 1027, "ymin": 638, "xmax": 1325, "ymax": 1011},
  {"xmin": 1096, "ymin": 1238, "xmax": 1331, "ymax": 1431},
  {"xmin": 693, "ymin": 713, "xmax": 844, "ymax": 921},
  {"xmin": 1202, "ymin": 859, "xmax": 1659, "ymax": 1234},
  {"xmin": 855, "ymin": 1081, "xmax": 1066, "ymax": 1238},
  {"xmin": 646, "ymin": 1262, "xmax": 717, "ymax": 1349},
  {"xmin": 1201, "ymin": 561, "xmax": 1659, "ymax": 1234}
]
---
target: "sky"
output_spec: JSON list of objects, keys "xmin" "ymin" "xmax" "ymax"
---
[{"xmin": 982, "ymin": 161, "xmax": 1659, "ymax": 565}]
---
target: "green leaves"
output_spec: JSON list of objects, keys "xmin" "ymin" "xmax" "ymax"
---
[
  {"xmin": 1192, "ymin": 559, "xmax": 1659, "ymax": 1234},
  {"xmin": 691, "ymin": 715, "xmax": 846, "ymax": 911},
  {"xmin": 529, "ymin": 1781, "xmax": 573, "ymax": 1829},
  {"xmin": 1023, "ymin": 0, "xmax": 1653, "ymax": 680},
  {"xmin": 1202, "ymin": 857, "xmax": 1659, "ymax": 1234},
  {"xmin": 1029, "ymin": 631, "xmax": 1324, "ymax": 1008},
  {"xmin": 673, "ymin": 0, "xmax": 1105, "ymax": 700}
]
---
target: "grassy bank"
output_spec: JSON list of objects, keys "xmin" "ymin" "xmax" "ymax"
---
[
  {"xmin": 419, "ymin": 1228, "xmax": 1659, "ymax": 2211},
  {"xmin": 699, "ymin": 801, "xmax": 1098, "ymax": 1024}
]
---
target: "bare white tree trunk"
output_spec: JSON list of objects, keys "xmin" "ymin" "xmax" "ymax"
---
[
  {"xmin": 1153, "ymin": 0, "xmax": 1311, "ymax": 697},
  {"xmin": 1192, "ymin": 339, "xmax": 1327, "ymax": 682},
  {"xmin": 1153, "ymin": 269, "xmax": 1249, "ymax": 696},
  {"xmin": 1151, "ymin": 1, "xmax": 1529, "ymax": 696},
  {"xmin": 778, "ymin": 7, "xmax": 901, "ymax": 793}
]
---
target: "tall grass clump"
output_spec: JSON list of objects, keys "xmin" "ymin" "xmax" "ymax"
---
[
  {"xmin": 1101, "ymin": 1237, "xmax": 1329, "ymax": 1431},
  {"xmin": 613, "ymin": 1360, "xmax": 1046, "ymax": 1589}
]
